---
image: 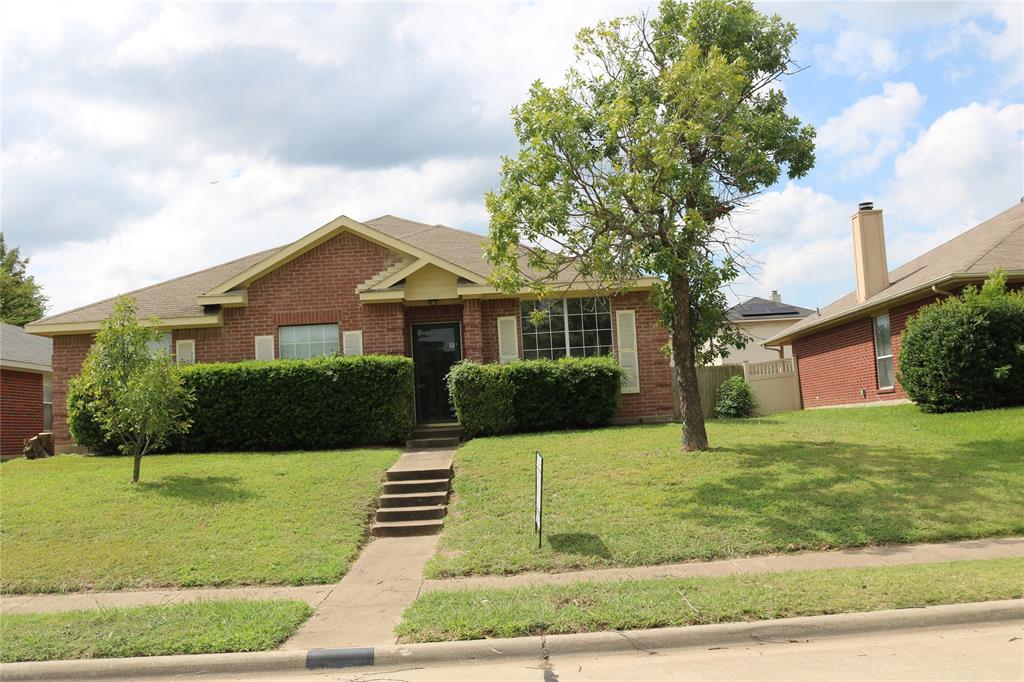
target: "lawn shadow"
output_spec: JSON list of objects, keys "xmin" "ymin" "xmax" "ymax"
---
[
  {"xmin": 547, "ymin": 532, "xmax": 612, "ymax": 559},
  {"xmin": 137, "ymin": 475, "xmax": 255, "ymax": 504}
]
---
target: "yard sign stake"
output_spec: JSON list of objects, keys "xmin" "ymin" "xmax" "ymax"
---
[{"xmin": 535, "ymin": 451, "xmax": 544, "ymax": 549}]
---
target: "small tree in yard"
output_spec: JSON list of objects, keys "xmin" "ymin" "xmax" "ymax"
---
[
  {"xmin": 485, "ymin": 0, "xmax": 815, "ymax": 450},
  {"xmin": 69, "ymin": 297, "xmax": 192, "ymax": 482}
]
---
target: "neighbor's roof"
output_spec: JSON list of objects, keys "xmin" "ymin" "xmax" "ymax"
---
[
  {"xmin": 765, "ymin": 202, "xmax": 1024, "ymax": 345},
  {"xmin": 0, "ymin": 322, "xmax": 53, "ymax": 372},
  {"xmin": 726, "ymin": 296, "xmax": 813, "ymax": 322}
]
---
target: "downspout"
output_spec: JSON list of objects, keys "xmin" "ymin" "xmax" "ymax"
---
[{"xmin": 931, "ymin": 282, "xmax": 955, "ymax": 297}]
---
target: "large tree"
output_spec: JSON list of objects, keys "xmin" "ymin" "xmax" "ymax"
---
[
  {"xmin": 68, "ymin": 297, "xmax": 192, "ymax": 482},
  {"xmin": 0, "ymin": 235, "xmax": 48, "ymax": 326},
  {"xmin": 486, "ymin": 0, "xmax": 815, "ymax": 450}
]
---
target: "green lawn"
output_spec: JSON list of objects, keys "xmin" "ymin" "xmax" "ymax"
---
[
  {"xmin": 428, "ymin": 405, "xmax": 1024, "ymax": 578},
  {"xmin": 1, "ymin": 449, "xmax": 399, "ymax": 593},
  {"xmin": 0, "ymin": 599, "xmax": 311, "ymax": 662},
  {"xmin": 399, "ymin": 558, "xmax": 1023, "ymax": 642}
]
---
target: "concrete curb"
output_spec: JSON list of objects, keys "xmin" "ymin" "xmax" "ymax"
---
[{"xmin": 3, "ymin": 599, "xmax": 1021, "ymax": 680}]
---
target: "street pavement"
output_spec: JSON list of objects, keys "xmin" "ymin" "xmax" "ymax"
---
[{"xmin": 111, "ymin": 620, "xmax": 1023, "ymax": 682}]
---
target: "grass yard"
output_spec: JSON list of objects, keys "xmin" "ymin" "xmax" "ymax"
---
[
  {"xmin": 399, "ymin": 557, "xmax": 1024, "ymax": 642},
  {"xmin": 1, "ymin": 449, "xmax": 399, "ymax": 593},
  {"xmin": 0, "ymin": 599, "xmax": 311, "ymax": 662},
  {"xmin": 428, "ymin": 405, "xmax": 1024, "ymax": 578}
]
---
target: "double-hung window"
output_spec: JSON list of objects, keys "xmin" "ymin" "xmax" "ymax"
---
[
  {"xmin": 520, "ymin": 297, "xmax": 612, "ymax": 359},
  {"xmin": 279, "ymin": 324, "xmax": 340, "ymax": 359},
  {"xmin": 872, "ymin": 313, "xmax": 894, "ymax": 389}
]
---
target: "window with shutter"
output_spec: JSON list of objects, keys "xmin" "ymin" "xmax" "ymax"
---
[
  {"xmin": 615, "ymin": 310, "xmax": 640, "ymax": 394},
  {"xmin": 343, "ymin": 330, "xmax": 363, "ymax": 356},
  {"xmin": 497, "ymin": 316, "xmax": 519, "ymax": 363},
  {"xmin": 254, "ymin": 335, "xmax": 275, "ymax": 361},
  {"xmin": 175, "ymin": 339, "xmax": 196, "ymax": 365}
]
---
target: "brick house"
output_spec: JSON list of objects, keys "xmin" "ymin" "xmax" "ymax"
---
[
  {"xmin": 0, "ymin": 323, "xmax": 53, "ymax": 458},
  {"xmin": 26, "ymin": 215, "xmax": 676, "ymax": 451},
  {"xmin": 764, "ymin": 201, "xmax": 1024, "ymax": 409}
]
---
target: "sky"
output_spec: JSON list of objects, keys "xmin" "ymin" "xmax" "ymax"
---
[{"xmin": 3, "ymin": 0, "xmax": 1022, "ymax": 317}]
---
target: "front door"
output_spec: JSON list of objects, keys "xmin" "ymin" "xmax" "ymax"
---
[{"xmin": 412, "ymin": 322, "xmax": 462, "ymax": 424}]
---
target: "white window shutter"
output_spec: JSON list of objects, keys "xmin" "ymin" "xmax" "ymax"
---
[
  {"xmin": 175, "ymin": 339, "xmax": 196, "ymax": 365},
  {"xmin": 497, "ymin": 316, "xmax": 519, "ymax": 364},
  {"xmin": 254, "ymin": 335, "xmax": 275, "ymax": 361},
  {"xmin": 343, "ymin": 330, "xmax": 363, "ymax": 356},
  {"xmin": 615, "ymin": 310, "xmax": 640, "ymax": 394}
]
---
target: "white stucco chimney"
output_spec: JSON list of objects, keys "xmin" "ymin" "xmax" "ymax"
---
[
  {"xmin": 770, "ymin": 290, "xmax": 782, "ymax": 303},
  {"xmin": 851, "ymin": 201, "xmax": 889, "ymax": 303}
]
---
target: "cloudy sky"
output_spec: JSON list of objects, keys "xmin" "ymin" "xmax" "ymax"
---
[{"xmin": 3, "ymin": 1, "xmax": 1022, "ymax": 317}]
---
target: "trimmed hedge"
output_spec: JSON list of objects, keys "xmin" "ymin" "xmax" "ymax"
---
[
  {"xmin": 448, "ymin": 357, "xmax": 623, "ymax": 437},
  {"xmin": 69, "ymin": 355, "xmax": 414, "ymax": 453},
  {"xmin": 898, "ymin": 271, "xmax": 1024, "ymax": 413}
]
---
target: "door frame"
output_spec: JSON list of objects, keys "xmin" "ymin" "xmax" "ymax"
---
[{"xmin": 410, "ymin": 321, "xmax": 463, "ymax": 425}]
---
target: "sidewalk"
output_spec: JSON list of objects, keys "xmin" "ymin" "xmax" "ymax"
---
[
  {"xmin": 422, "ymin": 536, "xmax": 1024, "ymax": 593},
  {"xmin": 2, "ymin": 536, "xmax": 1021, "ymax": 647}
]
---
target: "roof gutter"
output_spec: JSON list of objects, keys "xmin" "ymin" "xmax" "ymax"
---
[
  {"xmin": 25, "ymin": 312, "xmax": 224, "ymax": 338},
  {"xmin": 763, "ymin": 270, "xmax": 1024, "ymax": 346}
]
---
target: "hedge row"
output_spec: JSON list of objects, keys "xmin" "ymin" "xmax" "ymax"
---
[
  {"xmin": 69, "ymin": 355, "xmax": 414, "ymax": 453},
  {"xmin": 447, "ymin": 357, "xmax": 623, "ymax": 437}
]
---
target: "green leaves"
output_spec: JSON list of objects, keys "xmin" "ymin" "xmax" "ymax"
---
[
  {"xmin": 899, "ymin": 269, "xmax": 1024, "ymax": 413},
  {"xmin": 69, "ymin": 297, "xmax": 192, "ymax": 472},
  {"xmin": 485, "ymin": 0, "xmax": 815, "ymax": 369},
  {"xmin": 447, "ymin": 357, "xmax": 623, "ymax": 437},
  {"xmin": 0, "ymin": 234, "xmax": 47, "ymax": 326}
]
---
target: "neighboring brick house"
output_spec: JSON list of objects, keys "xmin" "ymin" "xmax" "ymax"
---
[
  {"xmin": 26, "ymin": 215, "xmax": 675, "ymax": 451},
  {"xmin": 764, "ymin": 201, "xmax": 1024, "ymax": 409},
  {"xmin": 0, "ymin": 323, "xmax": 53, "ymax": 458}
]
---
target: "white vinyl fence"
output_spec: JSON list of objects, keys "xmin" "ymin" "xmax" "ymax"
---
[{"xmin": 742, "ymin": 358, "xmax": 801, "ymax": 416}]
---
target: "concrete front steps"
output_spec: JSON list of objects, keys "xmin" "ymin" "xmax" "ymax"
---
[
  {"xmin": 371, "ymin": 449, "xmax": 455, "ymax": 537},
  {"xmin": 405, "ymin": 424, "xmax": 463, "ymax": 450}
]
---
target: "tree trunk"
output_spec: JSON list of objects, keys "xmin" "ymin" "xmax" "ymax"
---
[
  {"xmin": 132, "ymin": 454, "xmax": 142, "ymax": 483},
  {"xmin": 671, "ymin": 273, "xmax": 709, "ymax": 451}
]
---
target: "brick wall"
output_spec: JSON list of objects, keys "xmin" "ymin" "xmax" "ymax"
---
[
  {"xmin": 174, "ymin": 231, "xmax": 400, "ymax": 361},
  {"xmin": 794, "ymin": 295, "xmax": 936, "ymax": 408},
  {"xmin": 49, "ymin": 334, "xmax": 93, "ymax": 450},
  {"xmin": 611, "ymin": 291, "xmax": 675, "ymax": 421},
  {"xmin": 1, "ymin": 368, "xmax": 45, "ymax": 457}
]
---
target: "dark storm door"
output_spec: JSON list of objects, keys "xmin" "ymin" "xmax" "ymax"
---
[{"xmin": 412, "ymin": 322, "xmax": 462, "ymax": 424}]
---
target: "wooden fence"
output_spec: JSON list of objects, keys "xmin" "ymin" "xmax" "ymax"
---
[{"xmin": 694, "ymin": 365, "xmax": 744, "ymax": 418}]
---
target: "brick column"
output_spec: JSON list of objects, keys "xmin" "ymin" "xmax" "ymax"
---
[
  {"xmin": 50, "ymin": 334, "xmax": 93, "ymax": 452},
  {"xmin": 462, "ymin": 298, "xmax": 484, "ymax": 362}
]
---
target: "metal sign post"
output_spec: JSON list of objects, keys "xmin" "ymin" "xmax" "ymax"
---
[{"xmin": 535, "ymin": 451, "xmax": 544, "ymax": 549}]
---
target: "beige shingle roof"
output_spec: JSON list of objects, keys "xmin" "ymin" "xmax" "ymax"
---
[
  {"xmin": 766, "ymin": 202, "xmax": 1024, "ymax": 344},
  {"xmin": 35, "ymin": 247, "xmax": 282, "ymax": 325},
  {"xmin": 364, "ymin": 215, "xmax": 582, "ymax": 284}
]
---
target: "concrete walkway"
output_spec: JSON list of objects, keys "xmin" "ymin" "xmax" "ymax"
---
[
  {"xmin": 280, "ymin": 534, "xmax": 439, "ymax": 649},
  {"xmin": 421, "ymin": 536, "xmax": 1024, "ymax": 593},
  {"xmin": 0, "ymin": 584, "xmax": 333, "ymax": 615}
]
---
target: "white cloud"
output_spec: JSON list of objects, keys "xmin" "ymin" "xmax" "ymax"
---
[
  {"xmin": 30, "ymin": 155, "xmax": 496, "ymax": 315},
  {"xmin": 818, "ymin": 82, "xmax": 926, "ymax": 175},
  {"xmin": 815, "ymin": 30, "xmax": 902, "ymax": 79},
  {"xmin": 884, "ymin": 102, "xmax": 1024, "ymax": 230}
]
